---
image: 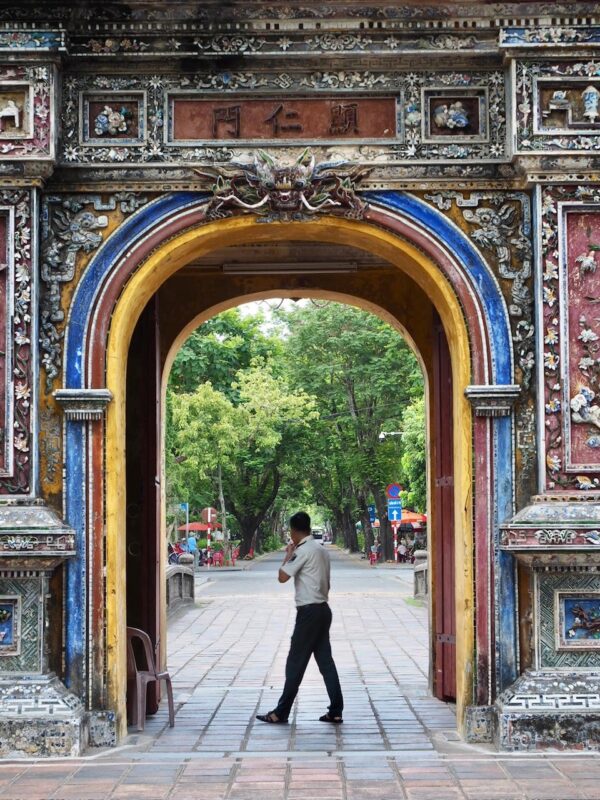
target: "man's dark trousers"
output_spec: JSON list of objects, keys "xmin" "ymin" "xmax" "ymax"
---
[{"xmin": 272, "ymin": 602, "xmax": 343, "ymax": 721}]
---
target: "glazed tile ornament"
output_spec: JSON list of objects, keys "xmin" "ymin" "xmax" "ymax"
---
[{"xmin": 93, "ymin": 104, "xmax": 131, "ymax": 136}]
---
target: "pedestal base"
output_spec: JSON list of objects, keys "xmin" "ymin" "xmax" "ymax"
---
[
  {"xmin": 0, "ymin": 674, "xmax": 87, "ymax": 757},
  {"xmin": 496, "ymin": 670, "xmax": 600, "ymax": 751}
]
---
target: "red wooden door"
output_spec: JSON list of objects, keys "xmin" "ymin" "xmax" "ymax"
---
[
  {"xmin": 126, "ymin": 295, "xmax": 162, "ymax": 715},
  {"xmin": 432, "ymin": 316, "xmax": 456, "ymax": 701}
]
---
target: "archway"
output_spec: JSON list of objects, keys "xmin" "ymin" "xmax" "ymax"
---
[{"xmin": 61, "ymin": 195, "xmax": 515, "ymax": 741}]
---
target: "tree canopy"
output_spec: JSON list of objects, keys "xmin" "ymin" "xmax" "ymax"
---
[{"xmin": 166, "ymin": 302, "xmax": 425, "ymax": 556}]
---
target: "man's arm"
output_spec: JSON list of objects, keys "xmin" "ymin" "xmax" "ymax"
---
[{"xmin": 278, "ymin": 542, "xmax": 295, "ymax": 583}]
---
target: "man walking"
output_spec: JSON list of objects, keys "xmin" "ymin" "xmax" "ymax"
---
[{"xmin": 256, "ymin": 511, "xmax": 344, "ymax": 724}]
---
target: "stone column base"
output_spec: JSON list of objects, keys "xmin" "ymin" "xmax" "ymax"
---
[
  {"xmin": 495, "ymin": 670, "xmax": 600, "ymax": 751},
  {"xmin": 0, "ymin": 674, "xmax": 87, "ymax": 757},
  {"xmin": 465, "ymin": 705, "xmax": 496, "ymax": 743}
]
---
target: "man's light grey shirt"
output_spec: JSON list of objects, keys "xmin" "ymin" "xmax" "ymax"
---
[{"xmin": 280, "ymin": 535, "xmax": 330, "ymax": 607}]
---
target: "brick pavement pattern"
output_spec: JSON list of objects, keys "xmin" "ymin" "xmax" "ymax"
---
[{"xmin": 0, "ymin": 549, "xmax": 597, "ymax": 799}]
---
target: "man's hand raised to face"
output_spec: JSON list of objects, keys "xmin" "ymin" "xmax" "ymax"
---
[{"xmin": 283, "ymin": 541, "xmax": 296, "ymax": 564}]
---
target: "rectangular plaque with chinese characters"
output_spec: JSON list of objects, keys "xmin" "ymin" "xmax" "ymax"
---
[{"xmin": 170, "ymin": 96, "xmax": 397, "ymax": 142}]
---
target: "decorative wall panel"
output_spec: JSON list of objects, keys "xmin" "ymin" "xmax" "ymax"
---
[
  {"xmin": 0, "ymin": 65, "xmax": 54, "ymax": 160},
  {"xmin": 40, "ymin": 193, "xmax": 148, "ymax": 393},
  {"xmin": 538, "ymin": 572, "xmax": 600, "ymax": 668},
  {"xmin": 540, "ymin": 186, "xmax": 600, "ymax": 490},
  {"xmin": 0, "ymin": 596, "xmax": 20, "ymax": 656},
  {"xmin": 423, "ymin": 190, "xmax": 536, "ymax": 499},
  {"xmin": 0, "ymin": 578, "xmax": 41, "ymax": 673},
  {"xmin": 0, "ymin": 190, "xmax": 34, "ymax": 496},
  {"xmin": 60, "ymin": 69, "xmax": 507, "ymax": 165},
  {"xmin": 515, "ymin": 60, "xmax": 600, "ymax": 154}
]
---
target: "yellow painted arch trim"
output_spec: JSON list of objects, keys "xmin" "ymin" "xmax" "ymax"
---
[{"xmin": 105, "ymin": 215, "xmax": 473, "ymax": 736}]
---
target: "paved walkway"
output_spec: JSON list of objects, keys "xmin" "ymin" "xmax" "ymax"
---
[{"xmin": 1, "ymin": 549, "xmax": 599, "ymax": 799}]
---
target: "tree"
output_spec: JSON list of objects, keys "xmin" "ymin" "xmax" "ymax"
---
[
  {"xmin": 400, "ymin": 397, "xmax": 427, "ymax": 512},
  {"xmin": 168, "ymin": 362, "xmax": 318, "ymax": 557},
  {"xmin": 169, "ymin": 308, "xmax": 281, "ymax": 399},
  {"xmin": 166, "ymin": 302, "xmax": 426, "ymax": 558},
  {"xmin": 280, "ymin": 303, "xmax": 424, "ymax": 557},
  {"xmin": 168, "ymin": 382, "xmax": 240, "ymax": 512},
  {"xmin": 222, "ymin": 364, "xmax": 318, "ymax": 555}
]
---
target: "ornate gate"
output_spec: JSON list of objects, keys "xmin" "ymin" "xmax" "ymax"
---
[{"xmin": 0, "ymin": 0, "xmax": 597, "ymax": 757}]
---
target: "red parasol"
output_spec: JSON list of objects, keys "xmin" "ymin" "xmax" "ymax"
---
[
  {"xmin": 400, "ymin": 511, "xmax": 427, "ymax": 529},
  {"xmin": 178, "ymin": 521, "xmax": 222, "ymax": 531}
]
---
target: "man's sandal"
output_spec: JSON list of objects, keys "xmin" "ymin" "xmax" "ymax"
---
[
  {"xmin": 256, "ymin": 712, "xmax": 287, "ymax": 723},
  {"xmin": 319, "ymin": 713, "xmax": 343, "ymax": 723}
]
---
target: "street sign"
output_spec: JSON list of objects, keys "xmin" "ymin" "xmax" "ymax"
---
[
  {"xmin": 201, "ymin": 506, "xmax": 219, "ymax": 524},
  {"xmin": 386, "ymin": 483, "xmax": 403, "ymax": 499},
  {"xmin": 387, "ymin": 497, "xmax": 403, "ymax": 523},
  {"xmin": 368, "ymin": 504, "xmax": 376, "ymax": 523}
]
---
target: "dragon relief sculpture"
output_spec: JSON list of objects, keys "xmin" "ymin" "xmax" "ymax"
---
[{"xmin": 197, "ymin": 148, "xmax": 370, "ymax": 223}]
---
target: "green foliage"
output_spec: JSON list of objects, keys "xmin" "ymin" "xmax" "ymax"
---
[
  {"xmin": 169, "ymin": 309, "xmax": 281, "ymax": 400},
  {"xmin": 261, "ymin": 532, "xmax": 284, "ymax": 553},
  {"xmin": 400, "ymin": 397, "xmax": 427, "ymax": 512},
  {"xmin": 166, "ymin": 302, "xmax": 426, "ymax": 553}
]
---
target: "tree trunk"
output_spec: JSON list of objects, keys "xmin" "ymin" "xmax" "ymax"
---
[
  {"xmin": 371, "ymin": 485, "xmax": 393, "ymax": 561},
  {"xmin": 332, "ymin": 508, "xmax": 347, "ymax": 548},
  {"xmin": 356, "ymin": 491, "xmax": 374, "ymax": 555},
  {"xmin": 238, "ymin": 521, "xmax": 255, "ymax": 558},
  {"xmin": 343, "ymin": 506, "xmax": 359, "ymax": 552}
]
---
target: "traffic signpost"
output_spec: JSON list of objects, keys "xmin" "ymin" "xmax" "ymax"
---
[
  {"xmin": 368, "ymin": 504, "xmax": 377, "ymax": 523},
  {"xmin": 202, "ymin": 507, "xmax": 218, "ymax": 568},
  {"xmin": 387, "ymin": 495, "xmax": 403, "ymax": 563},
  {"xmin": 392, "ymin": 521, "xmax": 399, "ymax": 562},
  {"xmin": 387, "ymin": 497, "xmax": 402, "ymax": 523}
]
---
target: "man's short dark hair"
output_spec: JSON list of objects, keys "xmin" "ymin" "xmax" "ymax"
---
[{"xmin": 289, "ymin": 511, "xmax": 311, "ymax": 533}]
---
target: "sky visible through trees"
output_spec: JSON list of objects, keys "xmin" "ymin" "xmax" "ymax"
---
[{"xmin": 166, "ymin": 301, "xmax": 425, "ymax": 558}]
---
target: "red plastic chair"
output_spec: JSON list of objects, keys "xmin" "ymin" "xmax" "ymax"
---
[
  {"xmin": 212, "ymin": 551, "xmax": 224, "ymax": 567},
  {"xmin": 126, "ymin": 627, "xmax": 175, "ymax": 731}
]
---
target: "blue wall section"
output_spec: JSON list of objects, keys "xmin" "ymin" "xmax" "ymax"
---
[
  {"xmin": 62, "ymin": 191, "xmax": 518, "ymax": 699},
  {"xmin": 64, "ymin": 419, "xmax": 85, "ymax": 692}
]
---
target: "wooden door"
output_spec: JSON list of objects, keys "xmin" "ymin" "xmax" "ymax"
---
[
  {"xmin": 126, "ymin": 295, "xmax": 162, "ymax": 715},
  {"xmin": 432, "ymin": 316, "xmax": 456, "ymax": 701}
]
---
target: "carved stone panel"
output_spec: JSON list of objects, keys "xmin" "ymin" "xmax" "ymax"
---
[
  {"xmin": 540, "ymin": 186, "xmax": 600, "ymax": 491},
  {"xmin": 81, "ymin": 93, "xmax": 145, "ymax": 145},
  {"xmin": 515, "ymin": 61, "xmax": 600, "ymax": 154},
  {"xmin": 0, "ymin": 66, "xmax": 53, "ymax": 159},
  {"xmin": 538, "ymin": 572, "xmax": 600, "ymax": 668},
  {"xmin": 0, "ymin": 191, "xmax": 34, "ymax": 496},
  {"xmin": 60, "ymin": 69, "xmax": 507, "ymax": 165}
]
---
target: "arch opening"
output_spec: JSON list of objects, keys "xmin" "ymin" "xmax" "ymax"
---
[{"xmin": 61, "ymin": 199, "xmax": 515, "ymax": 744}]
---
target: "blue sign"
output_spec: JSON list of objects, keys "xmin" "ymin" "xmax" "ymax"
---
[
  {"xmin": 368, "ymin": 505, "xmax": 377, "ymax": 523},
  {"xmin": 387, "ymin": 498, "xmax": 403, "ymax": 522},
  {"xmin": 179, "ymin": 502, "xmax": 189, "ymax": 511}
]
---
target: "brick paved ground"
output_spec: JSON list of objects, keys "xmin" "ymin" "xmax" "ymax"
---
[{"xmin": 1, "ymin": 549, "xmax": 598, "ymax": 800}]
